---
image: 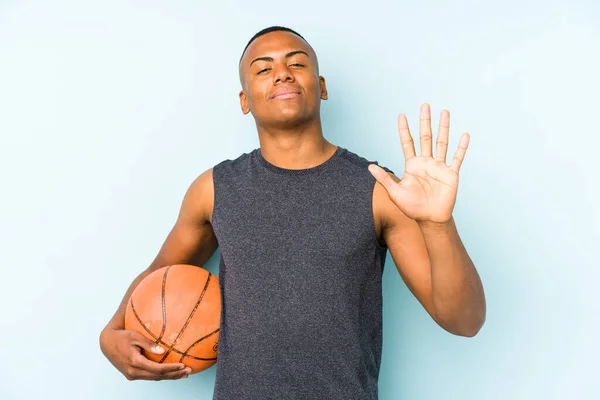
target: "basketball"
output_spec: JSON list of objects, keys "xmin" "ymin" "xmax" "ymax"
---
[{"xmin": 124, "ymin": 264, "xmax": 221, "ymax": 374}]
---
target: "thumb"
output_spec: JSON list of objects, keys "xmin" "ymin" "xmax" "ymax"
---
[
  {"xmin": 130, "ymin": 331, "xmax": 165, "ymax": 354},
  {"xmin": 368, "ymin": 164, "xmax": 396, "ymax": 193}
]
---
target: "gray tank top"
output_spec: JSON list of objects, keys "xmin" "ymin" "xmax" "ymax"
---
[{"xmin": 211, "ymin": 145, "xmax": 394, "ymax": 400}]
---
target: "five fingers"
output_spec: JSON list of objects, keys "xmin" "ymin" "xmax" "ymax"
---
[{"xmin": 398, "ymin": 103, "xmax": 469, "ymax": 172}]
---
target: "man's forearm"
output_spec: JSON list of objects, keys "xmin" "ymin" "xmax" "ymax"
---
[{"xmin": 418, "ymin": 216, "xmax": 486, "ymax": 336}]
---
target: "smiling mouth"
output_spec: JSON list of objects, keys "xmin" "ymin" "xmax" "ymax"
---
[{"xmin": 272, "ymin": 92, "xmax": 300, "ymax": 100}]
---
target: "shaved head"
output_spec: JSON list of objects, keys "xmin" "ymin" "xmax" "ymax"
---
[
  {"xmin": 239, "ymin": 26, "xmax": 307, "ymax": 65},
  {"xmin": 238, "ymin": 26, "xmax": 319, "ymax": 87}
]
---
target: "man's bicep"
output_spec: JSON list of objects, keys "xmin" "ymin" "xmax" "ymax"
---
[{"xmin": 148, "ymin": 168, "xmax": 218, "ymax": 271}]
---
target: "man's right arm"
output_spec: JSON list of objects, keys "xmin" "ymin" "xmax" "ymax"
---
[{"xmin": 99, "ymin": 168, "xmax": 218, "ymax": 380}]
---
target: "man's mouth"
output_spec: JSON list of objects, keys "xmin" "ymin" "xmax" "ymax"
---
[
  {"xmin": 272, "ymin": 92, "xmax": 300, "ymax": 100},
  {"xmin": 270, "ymin": 87, "xmax": 301, "ymax": 99}
]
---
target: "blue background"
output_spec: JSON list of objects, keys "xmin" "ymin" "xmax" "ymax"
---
[{"xmin": 0, "ymin": 0, "xmax": 598, "ymax": 399}]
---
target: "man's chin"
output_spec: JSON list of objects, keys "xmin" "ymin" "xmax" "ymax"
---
[{"xmin": 260, "ymin": 112, "xmax": 311, "ymax": 129}]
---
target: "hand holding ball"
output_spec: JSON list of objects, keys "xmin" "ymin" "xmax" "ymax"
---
[{"xmin": 124, "ymin": 264, "xmax": 221, "ymax": 374}]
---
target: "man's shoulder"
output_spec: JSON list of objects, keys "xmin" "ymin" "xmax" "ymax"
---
[
  {"xmin": 214, "ymin": 148, "xmax": 257, "ymax": 170},
  {"xmin": 337, "ymin": 145, "xmax": 395, "ymax": 175}
]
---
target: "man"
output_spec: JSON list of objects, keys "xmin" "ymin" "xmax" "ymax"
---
[{"xmin": 100, "ymin": 26, "xmax": 486, "ymax": 399}]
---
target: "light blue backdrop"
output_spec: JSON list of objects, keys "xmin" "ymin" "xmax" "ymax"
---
[{"xmin": 0, "ymin": 0, "xmax": 598, "ymax": 399}]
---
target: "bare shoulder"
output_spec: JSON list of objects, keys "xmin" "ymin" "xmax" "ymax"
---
[{"xmin": 145, "ymin": 167, "xmax": 217, "ymax": 270}]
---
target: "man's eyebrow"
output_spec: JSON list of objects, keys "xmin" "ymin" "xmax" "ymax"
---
[{"xmin": 249, "ymin": 50, "xmax": 309, "ymax": 67}]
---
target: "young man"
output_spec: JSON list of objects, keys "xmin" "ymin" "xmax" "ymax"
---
[{"xmin": 100, "ymin": 26, "xmax": 486, "ymax": 399}]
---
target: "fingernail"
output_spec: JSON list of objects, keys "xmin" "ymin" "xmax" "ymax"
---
[
  {"xmin": 183, "ymin": 374, "xmax": 189, "ymax": 379},
  {"xmin": 179, "ymin": 365, "xmax": 185, "ymax": 370}
]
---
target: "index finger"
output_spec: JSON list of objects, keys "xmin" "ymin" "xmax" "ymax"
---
[
  {"xmin": 132, "ymin": 353, "xmax": 186, "ymax": 375},
  {"xmin": 398, "ymin": 114, "xmax": 416, "ymax": 161}
]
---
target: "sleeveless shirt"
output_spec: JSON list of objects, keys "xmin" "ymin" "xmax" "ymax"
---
[{"xmin": 210, "ymin": 145, "xmax": 394, "ymax": 400}]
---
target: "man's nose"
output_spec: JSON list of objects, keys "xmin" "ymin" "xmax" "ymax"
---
[{"xmin": 274, "ymin": 64, "xmax": 294, "ymax": 83}]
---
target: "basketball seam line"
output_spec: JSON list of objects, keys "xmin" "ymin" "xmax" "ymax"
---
[
  {"xmin": 159, "ymin": 272, "xmax": 214, "ymax": 363},
  {"xmin": 130, "ymin": 297, "xmax": 219, "ymax": 361},
  {"xmin": 157, "ymin": 265, "xmax": 170, "ymax": 343}
]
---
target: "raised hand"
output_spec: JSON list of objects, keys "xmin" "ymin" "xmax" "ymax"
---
[{"xmin": 368, "ymin": 103, "xmax": 470, "ymax": 225}]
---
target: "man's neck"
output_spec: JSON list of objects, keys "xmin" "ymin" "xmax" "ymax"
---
[{"xmin": 256, "ymin": 120, "xmax": 336, "ymax": 170}]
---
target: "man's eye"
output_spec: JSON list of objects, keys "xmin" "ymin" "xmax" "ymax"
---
[
  {"xmin": 257, "ymin": 68, "xmax": 270, "ymax": 74},
  {"xmin": 290, "ymin": 63, "xmax": 305, "ymax": 67}
]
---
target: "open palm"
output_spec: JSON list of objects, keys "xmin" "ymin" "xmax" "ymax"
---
[{"xmin": 368, "ymin": 103, "xmax": 470, "ymax": 224}]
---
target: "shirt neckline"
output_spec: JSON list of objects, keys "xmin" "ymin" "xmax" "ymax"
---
[{"xmin": 255, "ymin": 146, "xmax": 343, "ymax": 175}]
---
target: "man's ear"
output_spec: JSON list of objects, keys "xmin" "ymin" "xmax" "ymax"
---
[
  {"xmin": 239, "ymin": 90, "xmax": 250, "ymax": 114},
  {"xmin": 319, "ymin": 76, "xmax": 328, "ymax": 100}
]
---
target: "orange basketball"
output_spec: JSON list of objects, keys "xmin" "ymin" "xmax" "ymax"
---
[{"xmin": 124, "ymin": 264, "xmax": 221, "ymax": 374}]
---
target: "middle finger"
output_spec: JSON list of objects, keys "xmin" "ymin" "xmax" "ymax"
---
[{"xmin": 419, "ymin": 103, "xmax": 433, "ymax": 157}]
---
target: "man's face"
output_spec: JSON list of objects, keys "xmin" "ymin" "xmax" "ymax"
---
[{"xmin": 238, "ymin": 31, "xmax": 328, "ymax": 128}]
